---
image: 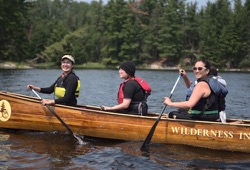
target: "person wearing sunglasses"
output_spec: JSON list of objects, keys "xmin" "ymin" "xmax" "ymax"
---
[
  {"xmin": 180, "ymin": 65, "xmax": 227, "ymax": 100},
  {"xmin": 178, "ymin": 64, "xmax": 228, "ymax": 122},
  {"xmin": 164, "ymin": 60, "xmax": 227, "ymax": 121}
]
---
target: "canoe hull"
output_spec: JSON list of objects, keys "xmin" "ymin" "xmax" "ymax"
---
[
  {"xmin": 0, "ymin": 91, "xmax": 166, "ymax": 142},
  {"xmin": 1, "ymin": 91, "xmax": 250, "ymax": 153},
  {"xmin": 165, "ymin": 120, "xmax": 250, "ymax": 152}
]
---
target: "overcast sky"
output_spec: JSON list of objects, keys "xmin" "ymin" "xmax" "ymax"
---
[{"xmin": 75, "ymin": 0, "xmax": 216, "ymax": 9}]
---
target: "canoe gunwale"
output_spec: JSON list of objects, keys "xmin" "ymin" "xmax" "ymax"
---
[
  {"xmin": 1, "ymin": 91, "xmax": 250, "ymax": 126},
  {"xmin": 1, "ymin": 91, "xmax": 250, "ymax": 153}
]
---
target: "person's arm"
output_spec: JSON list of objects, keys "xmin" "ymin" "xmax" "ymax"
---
[
  {"xmin": 39, "ymin": 81, "xmax": 57, "ymax": 105},
  {"xmin": 179, "ymin": 69, "xmax": 192, "ymax": 88},
  {"xmin": 27, "ymin": 81, "xmax": 55, "ymax": 94},
  {"xmin": 40, "ymin": 83, "xmax": 56, "ymax": 94},
  {"xmin": 28, "ymin": 83, "xmax": 56, "ymax": 105},
  {"xmin": 41, "ymin": 99, "xmax": 55, "ymax": 105},
  {"xmin": 102, "ymin": 81, "xmax": 135, "ymax": 111},
  {"xmin": 164, "ymin": 82, "xmax": 210, "ymax": 109},
  {"xmin": 103, "ymin": 98, "xmax": 131, "ymax": 111},
  {"xmin": 27, "ymin": 84, "xmax": 41, "ymax": 92}
]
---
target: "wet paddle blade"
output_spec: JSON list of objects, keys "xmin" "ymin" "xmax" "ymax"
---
[{"xmin": 140, "ymin": 74, "xmax": 181, "ymax": 150}]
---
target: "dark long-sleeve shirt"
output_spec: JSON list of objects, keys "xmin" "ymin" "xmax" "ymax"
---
[{"xmin": 40, "ymin": 72, "xmax": 78, "ymax": 106}]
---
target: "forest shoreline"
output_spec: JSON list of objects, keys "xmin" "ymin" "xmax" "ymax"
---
[{"xmin": 0, "ymin": 61, "xmax": 249, "ymax": 72}]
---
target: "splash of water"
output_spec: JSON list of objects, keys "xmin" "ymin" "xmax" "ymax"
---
[{"xmin": 74, "ymin": 133, "xmax": 87, "ymax": 145}]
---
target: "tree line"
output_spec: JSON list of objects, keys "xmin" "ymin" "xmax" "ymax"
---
[{"xmin": 0, "ymin": 0, "xmax": 249, "ymax": 69}]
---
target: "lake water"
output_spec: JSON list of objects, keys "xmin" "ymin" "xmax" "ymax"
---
[{"xmin": 0, "ymin": 69, "xmax": 250, "ymax": 169}]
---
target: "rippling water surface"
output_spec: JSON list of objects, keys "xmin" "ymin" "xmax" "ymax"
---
[{"xmin": 0, "ymin": 69, "xmax": 250, "ymax": 169}]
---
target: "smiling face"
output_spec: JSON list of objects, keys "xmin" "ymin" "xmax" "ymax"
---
[
  {"xmin": 61, "ymin": 58, "xmax": 74, "ymax": 74},
  {"xmin": 193, "ymin": 61, "xmax": 210, "ymax": 79}
]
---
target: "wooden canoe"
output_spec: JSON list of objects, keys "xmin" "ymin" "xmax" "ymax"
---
[{"xmin": 1, "ymin": 91, "xmax": 250, "ymax": 153}]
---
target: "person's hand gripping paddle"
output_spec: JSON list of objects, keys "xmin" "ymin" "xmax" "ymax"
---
[{"xmin": 29, "ymin": 87, "xmax": 86, "ymax": 145}]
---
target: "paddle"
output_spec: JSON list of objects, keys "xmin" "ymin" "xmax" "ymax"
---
[
  {"xmin": 30, "ymin": 89, "xmax": 85, "ymax": 145},
  {"xmin": 140, "ymin": 74, "xmax": 182, "ymax": 150}
]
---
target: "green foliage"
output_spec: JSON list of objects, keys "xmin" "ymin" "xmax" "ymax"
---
[
  {"xmin": 160, "ymin": 0, "xmax": 185, "ymax": 62},
  {"xmin": 0, "ymin": 0, "xmax": 29, "ymax": 61},
  {"xmin": 182, "ymin": 2, "xmax": 200, "ymax": 55},
  {"xmin": 0, "ymin": 0, "xmax": 249, "ymax": 70}
]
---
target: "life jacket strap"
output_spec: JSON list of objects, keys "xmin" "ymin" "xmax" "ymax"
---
[{"xmin": 188, "ymin": 110, "xmax": 218, "ymax": 115}]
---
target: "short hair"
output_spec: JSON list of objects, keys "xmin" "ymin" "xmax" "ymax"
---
[{"xmin": 209, "ymin": 65, "xmax": 218, "ymax": 76}]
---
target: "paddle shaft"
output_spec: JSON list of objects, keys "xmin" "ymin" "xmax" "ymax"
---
[
  {"xmin": 141, "ymin": 74, "xmax": 181, "ymax": 150},
  {"xmin": 31, "ymin": 89, "xmax": 74, "ymax": 135}
]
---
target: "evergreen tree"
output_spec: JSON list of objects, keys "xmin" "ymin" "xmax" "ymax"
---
[
  {"xmin": 0, "ymin": 0, "xmax": 29, "ymax": 61},
  {"xmin": 142, "ymin": 0, "xmax": 163, "ymax": 61},
  {"xmin": 102, "ymin": 0, "xmax": 136, "ymax": 66},
  {"xmin": 158, "ymin": 0, "xmax": 186, "ymax": 65},
  {"xmin": 240, "ymin": 0, "xmax": 250, "ymax": 68},
  {"xmin": 0, "ymin": 0, "xmax": 248, "ymax": 69},
  {"xmin": 199, "ymin": 0, "xmax": 231, "ymax": 67},
  {"xmin": 181, "ymin": 1, "xmax": 200, "ymax": 64},
  {"xmin": 219, "ymin": 0, "xmax": 248, "ymax": 68}
]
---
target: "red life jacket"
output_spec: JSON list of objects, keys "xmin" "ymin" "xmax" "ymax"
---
[{"xmin": 117, "ymin": 77, "xmax": 152, "ymax": 104}]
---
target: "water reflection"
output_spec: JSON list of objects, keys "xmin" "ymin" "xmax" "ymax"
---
[
  {"xmin": 0, "ymin": 133, "xmax": 10, "ymax": 170},
  {"xmin": 1, "ymin": 128, "xmax": 250, "ymax": 169}
]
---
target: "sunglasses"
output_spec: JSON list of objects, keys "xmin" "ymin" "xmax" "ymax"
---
[{"xmin": 193, "ymin": 67, "xmax": 206, "ymax": 71}]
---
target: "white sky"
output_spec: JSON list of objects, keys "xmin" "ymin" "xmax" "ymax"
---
[
  {"xmin": 187, "ymin": 0, "xmax": 216, "ymax": 8},
  {"xmin": 75, "ymin": 0, "xmax": 216, "ymax": 9}
]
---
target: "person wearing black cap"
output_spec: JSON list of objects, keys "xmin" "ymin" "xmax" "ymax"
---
[
  {"xmin": 27, "ymin": 55, "xmax": 81, "ymax": 106},
  {"xmin": 101, "ymin": 61, "xmax": 149, "ymax": 115}
]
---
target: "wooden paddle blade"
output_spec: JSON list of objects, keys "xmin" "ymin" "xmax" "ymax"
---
[
  {"xmin": 141, "ymin": 106, "xmax": 166, "ymax": 150},
  {"xmin": 140, "ymin": 120, "xmax": 159, "ymax": 149},
  {"xmin": 140, "ymin": 74, "xmax": 181, "ymax": 150},
  {"xmin": 31, "ymin": 89, "xmax": 84, "ymax": 144}
]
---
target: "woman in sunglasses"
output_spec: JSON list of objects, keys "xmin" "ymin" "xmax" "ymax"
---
[{"xmin": 164, "ymin": 60, "xmax": 224, "ymax": 121}]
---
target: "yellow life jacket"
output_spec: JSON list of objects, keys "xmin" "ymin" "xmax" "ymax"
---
[
  {"xmin": 55, "ymin": 80, "xmax": 80, "ymax": 98},
  {"xmin": 54, "ymin": 72, "xmax": 80, "ymax": 98}
]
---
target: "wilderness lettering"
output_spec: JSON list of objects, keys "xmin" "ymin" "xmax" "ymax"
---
[
  {"xmin": 170, "ymin": 126, "xmax": 248, "ymax": 139},
  {"xmin": 239, "ymin": 133, "xmax": 250, "ymax": 140}
]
